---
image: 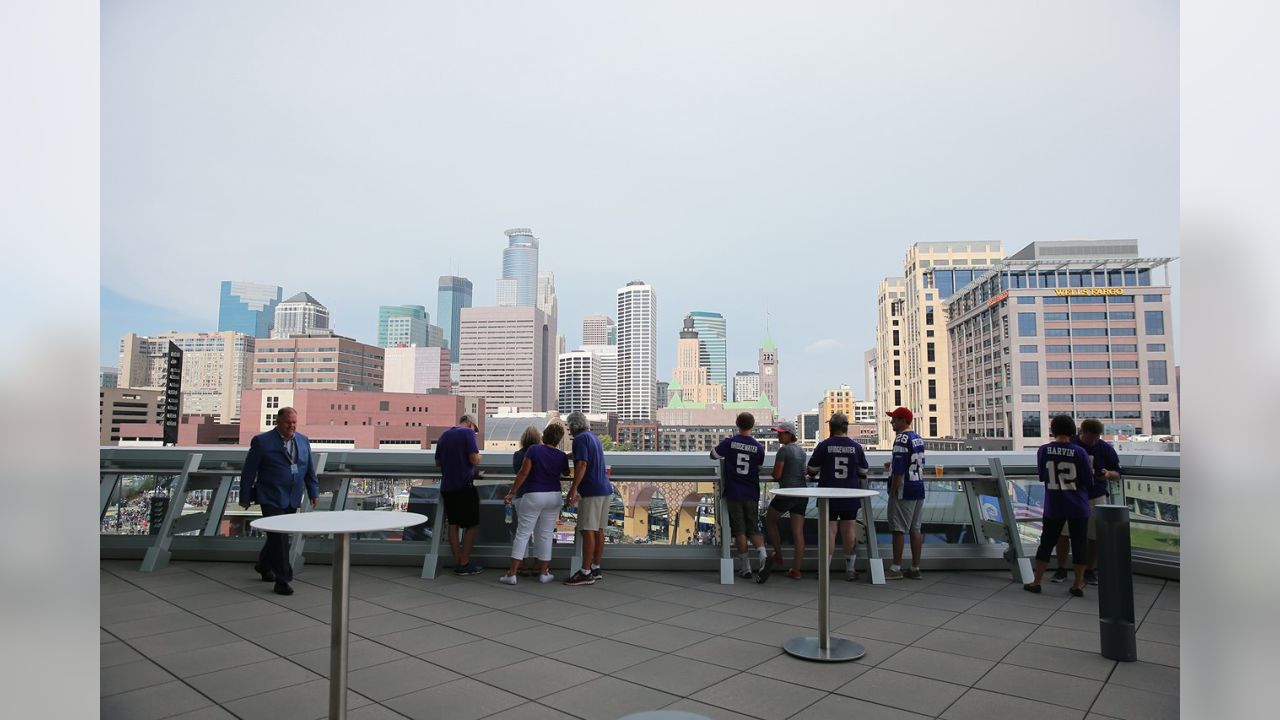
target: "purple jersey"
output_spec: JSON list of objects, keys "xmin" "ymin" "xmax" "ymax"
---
[
  {"xmin": 891, "ymin": 431, "xmax": 927, "ymax": 500},
  {"xmin": 807, "ymin": 436, "xmax": 869, "ymax": 490},
  {"xmin": 712, "ymin": 434, "xmax": 765, "ymax": 501},
  {"xmin": 1036, "ymin": 441, "xmax": 1096, "ymax": 519},
  {"xmin": 435, "ymin": 425, "xmax": 479, "ymax": 492},
  {"xmin": 1080, "ymin": 438, "xmax": 1122, "ymax": 500}
]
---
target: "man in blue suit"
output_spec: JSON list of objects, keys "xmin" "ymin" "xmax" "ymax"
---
[{"xmin": 239, "ymin": 407, "xmax": 319, "ymax": 595}]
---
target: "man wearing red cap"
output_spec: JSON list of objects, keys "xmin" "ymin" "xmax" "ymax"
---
[{"xmin": 884, "ymin": 407, "xmax": 926, "ymax": 580}]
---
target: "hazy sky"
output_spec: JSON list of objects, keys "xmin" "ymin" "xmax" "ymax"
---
[{"xmin": 101, "ymin": 1, "xmax": 1179, "ymax": 417}]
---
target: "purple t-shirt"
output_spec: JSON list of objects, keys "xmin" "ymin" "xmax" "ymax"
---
[
  {"xmin": 521, "ymin": 444, "xmax": 569, "ymax": 495},
  {"xmin": 712, "ymin": 434, "xmax": 765, "ymax": 501},
  {"xmin": 1037, "ymin": 441, "xmax": 1096, "ymax": 519},
  {"xmin": 435, "ymin": 426, "xmax": 479, "ymax": 492},
  {"xmin": 807, "ymin": 436, "xmax": 869, "ymax": 490},
  {"xmin": 571, "ymin": 431, "xmax": 612, "ymax": 497},
  {"xmin": 1081, "ymin": 438, "xmax": 1122, "ymax": 500}
]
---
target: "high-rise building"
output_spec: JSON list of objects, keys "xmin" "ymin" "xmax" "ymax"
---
[
  {"xmin": 557, "ymin": 350, "xmax": 601, "ymax": 414},
  {"xmin": 100, "ymin": 367, "xmax": 119, "ymax": 389},
  {"xmin": 656, "ymin": 381, "xmax": 669, "ymax": 410},
  {"xmin": 383, "ymin": 346, "xmax": 451, "ymax": 394},
  {"xmin": 537, "ymin": 271, "xmax": 557, "ymax": 320},
  {"xmin": 854, "ymin": 400, "xmax": 877, "ymax": 424},
  {"xmin": 100, "ymin": 387, "xmax": 165, "ymax": 445},
  {"xmin": 378, "ymin": 305, "xmax": 428, "ymax": 348},
  {"xmin": 119, "ymin": 331, "xmax": 255, "ymax": 422},
  {"xmin": 733, "ymin": 371, "xmax": 760, "ymax": 403},
  {"xmin": 271, "ymin": 292, "xmax": 330, "ymax": 338},
  {"xmin": 437, "ymin": 276, "xmax": 473, "ymax": 362},
  {"xmin": 796, "ymin": 408, "xmax": 821, "ymax": 449},
  {"xmin": 497, "ymin": 228, "xmax": 539, "ymax": 307},
  {"xmin": 669, "ymin": 315, "xmax": 724, "ymax": 405},
  {"xmin": 252, "ymin": 333, "xmax": 383, "ymax": 392},
  {"xmin": 617, "ymin": 281, "xmax": 657, "ymax": 421},
  {"xmin": 426, "ymin": 323, "xmax": 445, "ymax": 349},
  {"xmin": 874, "ymin": 242, "xmax": 1006, "ymax": 442},
  {"xmin": 759, "ymin": 333, "xmax": 779, "ymax": 410},
  {"xmin": 219, "ymin": 281, "xmax": 282, "ymax": 338},
  {"xmin": 458, "ymin": 305, "xmax": 555, "ymax": 411},
  {"xmin": 818, "ymin": 384, "xmax": 855, "ymax": 440},
  {"xmin": 582, "ymin": 315, "xmax": 616, "ymax": 346},
  {"xmin": 945, "ymin": 239, "xmax": 1178, "ymax": 448},
  {"xmin": 688, "ymin": 311, "xmax": 727, "ymax": 392},
  {"xmin": 581, "ymin": 344, "xmax": 618, "ymax": 414}
]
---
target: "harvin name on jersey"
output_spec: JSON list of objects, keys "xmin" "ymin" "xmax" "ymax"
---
[{"xmin": 1045, "ymin": 445, "xmax": 1077, "ymax": 458}]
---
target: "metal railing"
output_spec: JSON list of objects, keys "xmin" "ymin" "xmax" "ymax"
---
[{"xmin": 99, "ymin": 446, "xmax": 1180, "ymax": 581}]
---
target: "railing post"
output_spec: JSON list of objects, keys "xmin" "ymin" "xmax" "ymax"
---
[
  {"xmin": 717, "ymin": 467, "xmax": 733, "ymax": 584},
  {"xmin": 290, "ymin": 453, "xmax": 330, "ymax": 575},
  {"xmin": 141, "ymin": 453, "xmax": 202, "ymax": 572},
  {"xmin": 1096, "ymin": 504, "xmax": 1138, "ymax": 661},
  {"xmin": 202, "ymin": 475, "xmax": 233, "ymax": 537},
  {"xmin": 861, "ymin": 496, "xmax": 885, "ymax": 584},
  {"xmin": 990, "ymin": 458, "xmax": 1033, "ymax": 584},
  {"xmin": 421, "ymin": 480, "xmax": 446, "ymax": 579}
]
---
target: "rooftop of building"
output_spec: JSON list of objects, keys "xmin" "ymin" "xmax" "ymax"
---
[{"xmin": 282, "ymin": 292, "xmax": 324, "ymax": 305}]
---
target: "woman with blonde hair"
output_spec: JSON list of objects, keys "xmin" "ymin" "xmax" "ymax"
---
[
  {"xmin": 500, "ymin": 423, "xmax": 570, "ymax": 585},
  {"xmin": 509, "ymin": 425, "xmax": 543, "ymax": 575}
]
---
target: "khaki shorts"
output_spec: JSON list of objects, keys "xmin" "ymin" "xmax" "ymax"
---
[
  {"xmin": 726, "ymin": 499, "xmax": 760, "ymax": 538},
  {"xmin": 888, "ymin": 497, "xmax": 924, "ymax": 533},
  {"xmin": 1061, "ymin": 497, "xmax": 1100, "ymax": 541},
  {"xmin": 577, "ymin": 495, "xmax": 609, "ymax": 531}
]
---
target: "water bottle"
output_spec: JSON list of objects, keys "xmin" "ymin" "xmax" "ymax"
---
[{"xmin": 504, "ymin": 504, "xmax": 514, "ymax": 525}]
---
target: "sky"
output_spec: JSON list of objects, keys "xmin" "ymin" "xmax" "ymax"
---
[{"xmin": 101, "ymin": 0, "xmax": 1179, "ymax": 418}]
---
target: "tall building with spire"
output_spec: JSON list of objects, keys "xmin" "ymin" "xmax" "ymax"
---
[{"xmin": 759, "ymin": 332, "xmax": 779, "ymax": 411}]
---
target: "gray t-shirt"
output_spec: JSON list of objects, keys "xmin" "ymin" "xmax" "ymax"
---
[{"xmin": 775, "ymin": 443, "xmax": 808, "ymax": 488}]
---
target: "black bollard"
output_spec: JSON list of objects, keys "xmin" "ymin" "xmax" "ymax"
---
[{"xmin": 1095, "ymin": 504, "xmax": 1137, "ymax": 661}]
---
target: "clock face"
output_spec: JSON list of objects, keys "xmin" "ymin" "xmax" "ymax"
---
[{"xmin": 764, "ymin": 366, "xmax": 773, "ymax": 375}]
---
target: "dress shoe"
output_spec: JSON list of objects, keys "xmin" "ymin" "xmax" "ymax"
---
[
  {"xmin": 254, "ymin": 564, "xmax": 275, "ymax": 582},
  {"xmin": 273, "ymin": 582, "xmax": 294, "ymax": 596}
]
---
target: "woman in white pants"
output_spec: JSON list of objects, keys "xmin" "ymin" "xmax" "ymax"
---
[{"xmin": 500, "ymin": 423, "xmax": 570, "ymax": 584}]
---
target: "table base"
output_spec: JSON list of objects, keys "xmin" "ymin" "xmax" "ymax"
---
[{"xmin": 783, "ymin": 636, "xmax": 866, "ymax": 662}]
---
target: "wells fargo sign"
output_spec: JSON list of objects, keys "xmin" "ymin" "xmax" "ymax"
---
[{"xmin": 1053, "ymin": 287, "xmax": 1124, "ymax": 297}]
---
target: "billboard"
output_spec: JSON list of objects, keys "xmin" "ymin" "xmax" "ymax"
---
[{"xmin": 163, "ymin": 341, "xmax": 183, "ymax": 445}]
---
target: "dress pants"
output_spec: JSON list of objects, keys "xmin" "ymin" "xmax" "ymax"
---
[{"xmin": 258, "ymin": 504, "xmax": 297, "ymax": 583}]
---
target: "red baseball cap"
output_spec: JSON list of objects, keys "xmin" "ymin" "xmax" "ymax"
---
[{"xmin": 886, "ymin": 407, "xmax": 913, "ymax": 424}]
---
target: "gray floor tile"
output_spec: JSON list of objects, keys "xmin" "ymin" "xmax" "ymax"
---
[
  {"xmin": 692, "ymin": 673, "xmax": 826, "ymax": 719},
  {"xmin": 105, "ymin": 610, "xmax": 210, "ymax": 640},
  {"xmin": 482, "ymin": 703, "xmax": 580, "ymax": 720},
  {"xmin": 919, "ymin": 625, "xmax": 1020, "ymax": 662},
  {"xmin": 661, "ymin": 608, "xmax": 758, "ymax": 635},
  {"xmin": 926, "ymin": 582, "xmax": 1005, "ymax": 600},
  {"xmin": 1046, "ymin": 609, "xmax": 1101, "ymax": 631},
  {"xmin": 498, "ymin": 623, "xmax": 599, "ymax": 654},
  {"xmin": 180, "ymin": 589, "xmax": 268, "ymax": 611},
  {"xmin": 375, "ymin": 623, "xmax": 478, "ymax": 655},
  {"xmin": 1027, "ymin": 625, "xmax": 1103, "ymax": 653},
  {"xmin": 791, "ymin": 695, "xmax": 933, "ymax": 720},
  {"xmin": 346, "ymin": 704, "xmax": 414, "ymax": 720},
  {"xmin": 706, "ymin": 596, "xmax": 795, "ymax": 619},
  {"xmin": 976, "ymin": 662, "xmax": 1103, "ymax": 711},
  {"xmin": 1003, "ymin": 642, "xmax": 1117, "ymax": 681},
  {"xmin": 941, "ymin": 612, "xmax": 1040, "ymax": 641},
  {"xmin": 896, "ymin": 591, "xmax": 981, "ymax": 613},
  {"xmin": 673, "ymin": 635, "xmax": 782, "ymax": 671},
  {"xmin": 612, "ymin": 599, "xmax": 703, "ymax": 622},
  {"xmin": 654, "ymin": 588, "xmax": 754, "ymax": 609},
  {"xmin": 1136, "ymin": 621, "xmax": 1179, "ymax": 646},
  {"xmin": 100, "ymin": 681, "xmax": 213, "ymax": 720},
  {"xmin": 421, "ymin": 639, "xmax": 535, "ymax": 675},
  {"xmin": 836, "ymin": 616, "xmax": 933, "ymax": 644},
  {"xmin": 747, "ymin": 652, "xmax": 871, "ymax": 691},
  {"xmin": 1140, "ymin": 608, "xmax": 1179, "ymax": 627},
  {"xmin": 221, "ymin": 678, "xmax": 373, "ymax": 720},
  {"xmin": 549, "ymin": 637, "xmax": 663, "ymax": 674},
  {"xmin": 509, "ymin": 598, "xmax": 597, "ymax": 623},
  {"xmin": 941, "ymin": 688, "xmax": 1086, "ymax": 720},
  {"xmin": 766, "ymin": 606, "xmax": 858, "ymax": 630},
  {"xmin": 254, "ymin": 625, "xmax": 335, "ymax": 656},
  {"xmin": 1108, "ymin": 660, "xmax": 1180, "ymax": 696},
  {"xmin": 474, "ymin": 656, "xmax": 601, "ymax": 699},
  {"xmin": 101, "ymin": 599, "xmax": 187, "ymax": 625},
  {"xmin": 848, "ymin": 636, "xmax": 910, "ymax": 666},
  {"xmin": 195, "ymin": 599, "xmax": 292, "ymax": 624},
  {"xmin": 346, "ymin": 657, "xmax": 460, "ymax": 701},
  {"xmin": 869, "ymin": 602, "xmax": 960, "ymax": 627},
  {"xmin": 1136, "ymin": 639, "xmax": 1180, "ymax": 668},
  {"xmin": 100, "ymin": 659, "xmax": 175, "ymax": 697},
  {"xmin": 554, "ymin": 608, "xmax": 655, "ymax": 636},
  {"xmin": 220, "ymin": 609, "xmax": 321, "ymax": 638},
  {"xmin": 811, "ymin": 594, "xmax": 892, "ymax": 617},
  {"xmin": 442, "ymin": 609, "xmax": 543, "ymax": 637},
  {"xmin": 165, "ymin": 707, "xmax": 240, "ymax": 720},
  {"xmin": 1090, "ymin": 684, "xmax": 1180, "ymax": 720},
  {"xmin": 530, "ymin": 676, "xmax": 680, "ymax": 720},
  {"xmin": 966, "ymin": 598, "xmax": 1058, "ymax": 624},
  {"xmin": 402, "ymin": 598, "xmax": 493, "ymax": 622},
  {"xmin": 660, "ymin": 699, "xmax": 761, "ymax": 720},
  {"xmin": 185, "ymin": 657, "xmax": 321, "ymax": 703},
  {"xmin": 879, "ymin": 645, "xmax": 995, "ymax": 685},
  {"xmin": 101, "ymin": 641, "xmax": 145, "ymax": 668},
  {"xmin": 611, "ymin": 622, "xmax": 713, "ymax": 652},
  {"xmin": 732, "ymin": 619, "xmax": 821, "ymax": 648},
  {"xmin": 365, "ymin": 589, "xmax": 451, "ymax": 612},
  {"xmin": 128, "ymin": 624, "xmax": 243, "ymax": 657},
  {"xmin": 835, "ymin": 667, "xmax": 967, "ymax": 716},
  {"xmin": 349, "ymin": 611, "xmax": 432, "ymax": 638},
  {"xmin": 615, "ymin": 655, "xmax": 739, "ymax": 696},
  {"xmin": 157, "ymin": 640, "xmax": 278, "ymax": 678},
  {"xmin": 288, "ymin": 639, "xmax": 411, "ymax": 676},
  {"xmin": 300, "ymin": 599, "xmax": 399, "ymax": 622}
]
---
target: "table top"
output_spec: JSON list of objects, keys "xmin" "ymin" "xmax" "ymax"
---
[
  {"xmin": 771, "ymin": 487, "xmax": 879, "ymax": 499},
  {"xmin": 251, "ymin": 510, "xmax": 428, "ymax": 534}
]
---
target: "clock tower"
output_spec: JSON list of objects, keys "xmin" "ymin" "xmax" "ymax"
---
[{"xmin": 758, "ymin": 332, "xmax": 778, "ymax": 411}]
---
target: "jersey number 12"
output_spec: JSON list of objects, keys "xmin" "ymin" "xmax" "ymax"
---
[{"xmin": 1044, "ymin": 461, "xmax": 1077, "ymax": 490}]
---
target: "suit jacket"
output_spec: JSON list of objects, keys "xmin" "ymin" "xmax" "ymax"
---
[{"xmin": 239, "ymin": 430, "xmax": 319, "ymax": 509}]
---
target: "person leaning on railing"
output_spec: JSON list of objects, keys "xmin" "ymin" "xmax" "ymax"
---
[
  {"xmin": 1024, "ymin": 414, "xmax": 1097, "ymax": 598},
  {"xmin": 500, "ymin": 423, "xmax": 571, "ymax": 585},
  {"xmin": 510, "ymin": 425, "xmax": 543, "ymax": 577}
]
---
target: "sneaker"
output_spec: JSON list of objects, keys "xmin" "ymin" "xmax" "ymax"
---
[
  {"xmin": 590, "ymin": 567, "xmax": 603, "ymax": 581},
  {"xmin": 905, "ymin": 567, "xmax": 923, "ymax": 580},
  {"xmin": 756, "ymin": 562, "xmax": 773, "ymax": 584},
  {"xmin": 846, "ymin": 568, "xmax": 859, "ymax": 582},
  {"xmin": 1084, "ymin": 569, "xmax": 1099, "ymax": 586},
  {"xmin": 1023, "ymin": 583, "xmax": 1042, "ymax": 594},
  {"xmin": 884, "ymin": 567, "xmax": 905, "ymax": 580},
  {"xmin": 564, "ymin": 570, "xmax": 596, "ymax": 586},
  {"xmin": 538, "ymin": 572, "xmax": 555, "ymax": 584},
  {"xmin": 498, "ymin": 574, "xmax": 517, "ymax": 586},
  {"xmin": 784, "ymin": 568, "xmax": 802, "ymax": 580},
  {"xmin": 452, "ymin": 563, "xmax": 471, "ymax": 576},
  {"xmin": 1050, "ymin": 568, "xmax": 1069, "ymax": 583},
  {"xmin": 458, "ymin": 562, "xmax": 483, "ymax": 576},
  {"xmin": 1069, "ymin": 586, "xmax": 1085, "ymax": 598},
  {"xmin": 738, "ymin": 568, "xmax": 755, "ymax": 580}
]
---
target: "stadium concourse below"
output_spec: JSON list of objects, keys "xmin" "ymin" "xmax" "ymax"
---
[{"xmin": 101, "ymin": 561, "xmax": 1178, "ymax": 720}]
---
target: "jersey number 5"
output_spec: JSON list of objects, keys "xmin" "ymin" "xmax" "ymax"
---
[
  {"xmin": 833, "ymin": 456, "xmax": 849, "ymax": 479},
  {"xmin": 736, "ymin": 454, "xmax": 751, "ymax": 476},
  {"xmin": 1044, "ymin": 461, "xmax": 1077, "ymax": 490}
]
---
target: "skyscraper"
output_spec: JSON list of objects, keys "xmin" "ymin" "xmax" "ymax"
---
[
  {"xmin": 582, "ymin": 315, "xmax": 616, "ymax": 346},
  {"xmin": 497, "ymin": 228, "xmax": 539, "ymax": 307},
  {"xmin": 580, "ymin": 344, "xmax": 618, "ymax": 414},
  {"xmin": 437, "ymin": 276, "xmax": 473, "ymax": 362},
  {"xmin": 458, "ymin": 306, "xmax": 555, "ymax": 411},
  {"xmin": 617, "ymin": 281, "xmax": 657, "ymax": 421},
  {"xmin": 218, "ymin": 281, "xmax": 282, "ymax": 338},
  {"xmin": 759, "ymin": 333, "xmax": 779, "ymax": 410},
  {"xmin": 119, "ymin": 331, "xmax": 255, "ymax": 422},
  {"xmin": 733, "ymin": 371, "xmax": 760, "ymax": 403},
  {"xmin": 688, "ymin": 311, "xmax": 727, "ymax": 393},
  {"xmin": 377, "ymin": 304, "xmax": 428, "ymax": 348},
  {"xmin": 271, "ymin": 292, "xmax": 330, "ymax": 338},
  {"xmin": 557, "ymin": 350, "xmax": 601, "ymax": 414},
  {"xmin": 670, "ymin": 315, "xmax": 723, "ymax": 404}
]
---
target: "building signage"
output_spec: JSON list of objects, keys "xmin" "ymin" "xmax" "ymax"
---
[
  {"xmin": 1053, "ymin": 287, "xmax": 1125, "ymax": 297},
  {"xmin": 163, "ymin": 341, "xmax": 183, "ymax": 445},
  {"xmin": 987, "ymin": 291, "xmax": 1010, "ymax": 308}
]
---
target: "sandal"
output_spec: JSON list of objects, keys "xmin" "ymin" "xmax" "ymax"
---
[{"xmin": 1023, "ymin": 583, "xmax": 1042, "ymax": 594}]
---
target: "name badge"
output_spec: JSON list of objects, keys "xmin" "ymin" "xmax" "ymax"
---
[{"xmin": 291, "ymin": 464, "xmax": 298, "ymax": 475}]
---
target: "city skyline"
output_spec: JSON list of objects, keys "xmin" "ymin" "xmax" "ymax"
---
[{"xmin": 101, "ymin": 2, "xmax": 1179, "ymax": 417}]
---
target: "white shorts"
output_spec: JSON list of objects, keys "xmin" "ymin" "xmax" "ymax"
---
[{"xmin": 577, "ymin": 495, "xmax": 609, "ymax": 531}]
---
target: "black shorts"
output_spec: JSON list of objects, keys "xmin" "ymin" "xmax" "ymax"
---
[
  {"xmin": 769, "ymin": 495, "xmax": 809, "ymax": 517},
  {"xmin": 441, "ymin": 485, "xmax": 479, "ymax": 528},
  {"xmin": 726, "ymin": 499, "xmax": 760, "ymax": 538},
  {"xmin": 829, "ymin": 499, "xmax": 861, "ymax": 522}
]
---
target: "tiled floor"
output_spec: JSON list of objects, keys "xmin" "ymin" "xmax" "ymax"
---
[{"xmin": 101, "ymin": 561, "xmax": 1179, "ymax": 719}]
